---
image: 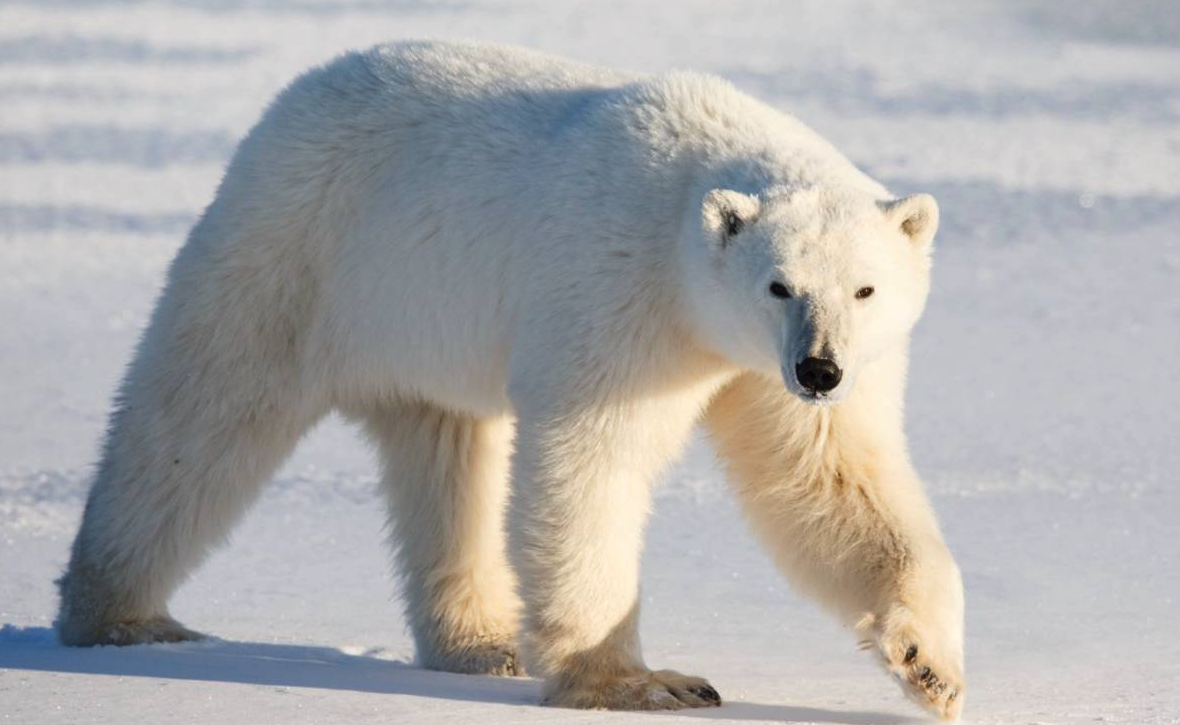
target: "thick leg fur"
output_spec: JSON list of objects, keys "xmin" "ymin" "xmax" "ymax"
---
[
  {"xmin": 704, "ymin": 364, "xmax": 965, "ymax": 721},
  {"xmin": 509, "ymin": 369, "xmax": 727, "ymax": 710},
  {"xmin": 56, "ymin": 202, "xmax": 326, "ymax": 646},
  {"xmin": 362, "ymin": 403, "xmax": 521, "ymax": 676}
]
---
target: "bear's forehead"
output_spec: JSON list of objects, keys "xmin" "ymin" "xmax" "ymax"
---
[
  {"xmin": 761, "ymin": 193, "xmax": 884, "ymax": 257},
  {"xmin": 760, "ymin": 186, "xmax": 880, "ymax": 233},
  {"xmin": 753, "ymin": 190, "xmax": 897, "ymax": 281}
]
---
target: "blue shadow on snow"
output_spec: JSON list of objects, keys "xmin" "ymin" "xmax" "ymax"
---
[{"xmin": 0, "ymin": 625, "xmax": 920, "ymax": 724}]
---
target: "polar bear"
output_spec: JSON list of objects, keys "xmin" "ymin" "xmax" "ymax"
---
[{"xmin": 56, "ymin": 41, "xmax": 965, "ymax": 719}]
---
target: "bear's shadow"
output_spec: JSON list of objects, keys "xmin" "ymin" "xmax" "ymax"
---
[{"xmin": 0, "ymin": 625, "xmax": 919, "ymax": 724}]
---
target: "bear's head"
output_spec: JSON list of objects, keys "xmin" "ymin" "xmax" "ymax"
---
[{"xmin": 688, "ymin": 185, "xmax": 938, "ymax": 405}]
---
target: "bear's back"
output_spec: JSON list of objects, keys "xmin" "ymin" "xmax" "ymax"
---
[{"xmin": 366, "ymin": 40, "xmax": 635, "ymax": 98}]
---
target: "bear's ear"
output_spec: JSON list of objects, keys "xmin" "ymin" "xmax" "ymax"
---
[
  {"xmin": 702, "ymin": 189, "xmax": 761, "ymax": 248},
  {"xmin": 879, "ymin": 194, "xmax": 939, "ymax": 250}
]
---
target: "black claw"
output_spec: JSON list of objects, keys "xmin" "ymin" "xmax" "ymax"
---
[
  {"xmin": 919, "ymin": 666, "xmax": 932, "ymax": 681},
  {"xmin": 904, "ymin": 645, "xmax": 918, "ymax": 664},
  {"xmin": 689, "ymin": 685, "xmax": 722, "ymax": 705}
]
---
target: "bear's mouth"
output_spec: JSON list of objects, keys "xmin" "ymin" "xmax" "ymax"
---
[
  {"xmin": 796, "ymin": 390, "xmax": 840, "ymax": 407},
  {"xmin": 785, "ymin": 378, "xmax": 850, "ymax": 406}
]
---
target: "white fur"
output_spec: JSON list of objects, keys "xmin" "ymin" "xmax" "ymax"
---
[{"xmin": 57, "ymin": 41, "xmax": 964, "ymax": 719}]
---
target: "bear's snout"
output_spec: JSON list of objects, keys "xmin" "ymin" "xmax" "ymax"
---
[{"xmin": 796, "ymin": 357, "xmax": 843, "ymax": 393}]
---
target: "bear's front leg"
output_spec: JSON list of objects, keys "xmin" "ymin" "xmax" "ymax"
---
[
  {"xmin": 857, "ymin": 536, "xmax": 964, "ymax": 720},
  {"xmin": 705, "ymin": 372, "xmax": 964, "ymax": 720},
  {"xmin": 508, "ymin": 401, "xmax": 721, "ymax": 710}
]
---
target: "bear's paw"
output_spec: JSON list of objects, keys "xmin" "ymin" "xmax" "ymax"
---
[
  {"xmin": 544, "ymin": 668, "xmax": 721, "ymax": 710},
  {"xmin": 861, "ymin": 606, "xmax": 964, "ymax": 721}
]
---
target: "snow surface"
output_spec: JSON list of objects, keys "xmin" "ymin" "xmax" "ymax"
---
[{"xmin": 1, "ymin": 1, "xmax": 1179, "ymax": 723}]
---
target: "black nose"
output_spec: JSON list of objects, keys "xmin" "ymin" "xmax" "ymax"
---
[{"xmin": 796, "ymin": 357, "xmax": 843, "ymax": 393}]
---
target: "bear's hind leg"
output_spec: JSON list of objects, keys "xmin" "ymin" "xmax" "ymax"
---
[
  {"xmin": 57, "ymin": 369, "xmax": 320, "ymax": 647},
  {"xmin": 364, "ymin": 402, "xmax": 521, "ymax": 676},
  {"xmin": 57, "ymin": 219, "xmax": 326, "ymax": 646},
  {"xmin": 58, "ymin": 338, "xmax": 321, "ymax": 646}
]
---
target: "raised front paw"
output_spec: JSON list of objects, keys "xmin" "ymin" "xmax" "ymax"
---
[
  {"xmin": 544, "ymin": 668, "xmax": 721, "ymax": 710},
  {"xmin": 866, "ymin": 607, "xmax": 964, "ymax": 721}
]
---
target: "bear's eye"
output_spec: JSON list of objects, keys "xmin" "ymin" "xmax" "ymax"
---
[
  {"xmin": 768, "ymin": 281, "xmax": 791, "ymax": 299},
  {"xmin": 722, "ymin": 210, "xmax": 744, "ymax": 237},
  {"xmin": 855, "ymin": 286, "xmax": 875, "ymax": 300}
]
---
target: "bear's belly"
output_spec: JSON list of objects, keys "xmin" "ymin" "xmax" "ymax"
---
[
  {"xmin": 314, "ymin": 250, "xmax": 519, "ymax": 419},
  {"xmin": 375, "ymin": 341, "xmax": 515, "ymax": 418},
  {"xmin": 325, "ymin": 333, "xmax": 516, "ymax": 418}
]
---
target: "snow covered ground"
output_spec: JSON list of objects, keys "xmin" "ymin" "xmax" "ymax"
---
[{"xmin": 2, "ymin": 1, "xmax": 1179, "ymax": 723}]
